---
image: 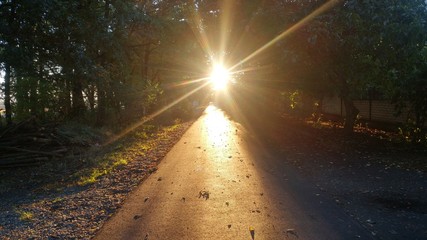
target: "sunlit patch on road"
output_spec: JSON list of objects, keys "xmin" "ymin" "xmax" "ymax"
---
[{"xmin": 204, "ymin": 105, "xmax": 232, "ymax": 149}]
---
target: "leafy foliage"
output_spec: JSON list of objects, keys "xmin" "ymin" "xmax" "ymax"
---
[
  {"xmin": 0, "ymin": 0, "xmax": 201, "ymax": 128},
  {"xmin": 1, "ymin": 0, "xmax": 426, "ymax": 135},
  {"xmin": 241, "ymin": 0, "xmax": 427, "ymax": 132}
]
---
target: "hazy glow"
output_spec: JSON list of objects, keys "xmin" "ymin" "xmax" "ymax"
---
[
  {"xmin": 105, "ymin": 1, "xmax": 338, "ymax": 146},
  {"xmin": 105, "ymin": 81, "xmax": 210, "ymax": 145},
  {"xmin": 210, "ymin": 64, "xmax": 230, "ymax": 90}
]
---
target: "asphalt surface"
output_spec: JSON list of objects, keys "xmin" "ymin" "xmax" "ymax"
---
[{"xmin": 95, "ymin": 105, "xmax": 374, "ymax": 240}]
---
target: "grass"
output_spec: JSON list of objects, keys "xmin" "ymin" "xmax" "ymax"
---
[
  {"xmin": 17, "ymin": 210, "xmax": 34, "ymax": 222},
  {"xmin": 78, "ymin": 169, "xmax": 108, "ymax": 186},
  {"xmin": 74, "ymin": 122, "xmax": 184, "ymax": 186},
  {"xmin": 52, "ymin": 197, "xmax": 64, "ymax": 203}
]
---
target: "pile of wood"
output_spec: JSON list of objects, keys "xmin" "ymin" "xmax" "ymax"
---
[{"xmin": 0, "ymin": 117, "xmax": 79, "ymax": 167}]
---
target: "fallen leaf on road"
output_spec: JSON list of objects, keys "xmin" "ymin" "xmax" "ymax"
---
[
  {"xmin": 249, "ymin": 226, "xmax": 255, "ymax": 240},
  {"xmin": 285, "ymin": 228, "xmax": 298, "ymax": 238},
  {"xmin": 198, "ymin": 190, "xmax": 209, "ymax": 200},
  {"xmin": 366, "ymin": 219, "xmax": 376, "ymax": 226}
]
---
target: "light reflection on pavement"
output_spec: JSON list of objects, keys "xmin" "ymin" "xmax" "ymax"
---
[{"xmin": 95, "ymin": 104, "xmax": 374, "ymax": 240}]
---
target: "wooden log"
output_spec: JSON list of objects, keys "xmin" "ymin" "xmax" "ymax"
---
[
  {"xmin": 51, "ymin": 148, "xmax": 68, "ymax": 154},
  {"xmin": 0, "ymin": 146, "xmax": 62, "ymax": 156},
  {"xmin": 0, "ymin": 156, "xmax": 49, "ymax": 165},
  {"xmin": 0, "ymin": 116, "xmax": 36, "ymax": 138},
  {"xmin": 0, "ymin": 154, "xmax": 39, "ymax": 160},
  {"xmin": 0, "ymin": 157, "xmax": 49, "ymax": 168}
]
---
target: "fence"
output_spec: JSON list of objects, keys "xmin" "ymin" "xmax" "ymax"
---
[{"xmin": 322, "ymin": 96, "xmax": 409, "ymax": 123}]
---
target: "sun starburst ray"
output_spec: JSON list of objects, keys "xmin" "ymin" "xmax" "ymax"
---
[{"xmin": 230, "ymin": 0, "xmax": 340, "ymax": 71}]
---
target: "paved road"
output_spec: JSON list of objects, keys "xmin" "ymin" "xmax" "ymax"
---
[{"xmin": 95, "ymin": 105, "xmax": 373, "ymax": 240}]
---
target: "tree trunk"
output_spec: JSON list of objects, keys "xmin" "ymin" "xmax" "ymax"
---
[
  {"xmin": 4, "ymin": 63, "xmax": 12, "ymax": 125},
  {"xmin": 62, "ymin": 79, "xmax": 72, "ymax": 117},
  {"xmin": 86, "ymin": 85, "xmax": 95, "ymax": 111},
  {"xmin": 96, "ymin": 80, "xmax": 107, "ymax": 126},
  {"xmin": 342, "ymin": 95, "xmax": 359, "ymax": 133},
  {"xmin": 95, "ymin": 0, "xmax": 110, "ymax": 126},
  {"xmin": 336, "ymin": 75, "xmax": 359, "ymax": 134},
  {"xmin": 71, "ymin": 78, "xmax": 85, "ymax": 118},
  {"xmin": 29, "ymin": 78, "xmax": 38, "ymax": 116},
  {"xmin": 143, "ymin": 45, "xmax": 150, "ymax": 81},
  {"xmin": 4, "ymin": 1, "xmax": 17, "ymax": 125}
]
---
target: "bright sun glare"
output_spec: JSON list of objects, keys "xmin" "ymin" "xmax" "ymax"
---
[
  {"xmin": 210, "ymin": 64, "xmax": 230, "ymax": 90},
  {"xmin": 104, "ymin": 1, "xmax": 338, "ymax": 145}
]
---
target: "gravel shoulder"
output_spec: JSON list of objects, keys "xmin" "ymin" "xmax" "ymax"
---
[{"xmin": 0, "ymin": 121, "xmax": 193, "ymax": 239}]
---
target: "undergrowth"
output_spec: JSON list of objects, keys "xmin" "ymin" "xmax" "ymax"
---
[
  {"xmin": 16, "ymin": 210, "xmax": 34, "ymax": 222},
  {"xmin": 74, "ymin": 122, "xmax": 182, "ymax": 186}
]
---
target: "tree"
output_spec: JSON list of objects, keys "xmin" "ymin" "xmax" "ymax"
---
[
  {"xmin": 393, "ymin": 45, "xmax": 427, "ymax": 140},
  {"xmin": 0, "ymin": 0, "xmax": 178, "ymax": 126},
  {"xmin": 330, "ymin": 0, "xmax": 427, "ymax": 132},
  {"xmin": 267, "ymin": 0, "xmax": 427, "ymax": 132}
]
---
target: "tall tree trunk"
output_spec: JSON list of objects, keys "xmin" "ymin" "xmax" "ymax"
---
[
  {"xmin": 342, "ymin": 94, "xmax": 359, "ymax": 134},
  {"xmin": 71, "ymin": 78, "xmax": 85, "ymax": 118},
  {"xmin": 4, "ymin": 63, "xmax": 12, "ymax": 125},
  {"xmin": 62, "ymin": 79, "xmax": 72, "ymax": 117},
  {"xmin": 96, "ymin": 80, "xmax": 107, "ymax": 126},
  {"xmin": 29, "ymin": 78, "xmax": 39, "ymax": 117},
  {"xmin": 95, "ymin": 0, "xmax": 110, "ymax": 126},
  {"xmin": 336, "ymin": 75, "xmax": 359, "ymax": 134},
  {"xmin": 4, "ymin": 1, "xmax": 16, "ymax": 125},
  {"xmin": 143, "ymin": 45, "xmax": 150, "ymax": 81},
  {"xmin": 37, "ymin": 66, "xmax": 47, "ymax": 120},
  {"xmin": 14, "ymin": 75, "xmax": 28, "ymax": 119},
  {"xmin": 86, "ymin": 85, "xmax": 95, "ymax": 111}
]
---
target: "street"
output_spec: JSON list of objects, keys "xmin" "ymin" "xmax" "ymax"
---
[{"xmin": 95, "ymin": 105, "xmax": 373, "ymax": 240}]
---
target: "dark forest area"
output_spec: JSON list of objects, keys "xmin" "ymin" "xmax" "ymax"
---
[
  {"xmin": 0, "ymin": 0, "xmax": 426, "ymax": 162},
  {"xmin": 1, "ymin": 0, "xmax": 427, "ymax": 132}
]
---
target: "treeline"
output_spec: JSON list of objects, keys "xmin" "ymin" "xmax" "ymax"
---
[
  {"xmin": 194, "ymin": 0, "xmax": 427, "ymax": 133},
  {"xmin": 1, "ymin": 0, "xmax": 427, "ymax": 135},
  {"xmin": 0, "ymin": 0, "xmax": 206, "ymax": 128}
]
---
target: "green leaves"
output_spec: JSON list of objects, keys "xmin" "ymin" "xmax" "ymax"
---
[{"xmin": 0, "ymin": 0, "xmax": 181, "ymax": 125}]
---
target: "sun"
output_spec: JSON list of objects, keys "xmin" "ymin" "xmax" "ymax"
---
[{"xmin": 210, "ymin": 64, "xmax": 230, "ymax": 90}]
